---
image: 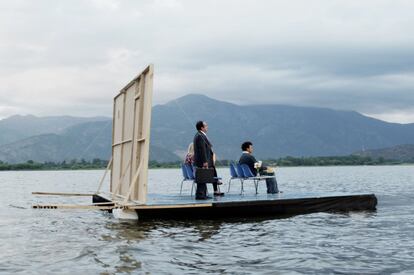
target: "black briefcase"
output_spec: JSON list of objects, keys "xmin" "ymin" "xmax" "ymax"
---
[{"xmin": 195, "ymin": 168, "xmax": 215, "ymax": 184}]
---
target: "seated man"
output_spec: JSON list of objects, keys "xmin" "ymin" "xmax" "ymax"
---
[{"xmin": 239, "ymin": 141, "xmax": 280, "ymax": 194}]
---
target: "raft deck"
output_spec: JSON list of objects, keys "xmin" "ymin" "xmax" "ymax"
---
[{"xmin": 93, "ymin": 192, "xmax": 377, "ymax": 220}]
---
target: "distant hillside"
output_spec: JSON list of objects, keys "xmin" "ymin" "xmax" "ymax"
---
[
  {"xmin": 0, "ymin": 121, "xmax": 112, "ymax": 163},
  {"xmin": 0, "ymin": 119, "xmax": 179, "ymax": 163},
  {"xmin": 0, "ymin": 115, "xmax": 108, "ymax": 146},
  {"xmin": 353, "ymin": 144, "xmax": 414, "ymax": 161},
  {"xmin": 1, "ymin": 94, "xmax": 414, "ymax": 163},
  {"xmin": 151, "ymin": 94, "xmax": 414, "ymax": 160}
]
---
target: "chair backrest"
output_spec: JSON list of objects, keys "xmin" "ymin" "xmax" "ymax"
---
[
  {"xmin": 184, "ymin": 164, "xmax": 195, "ymax": 180},
  {"xmin": 229, "ymin": 162, "xmax": 238, "ymax": 178},
  {"xmin": 236, "ymin": 163, "xmax": 246, "ymax": 178},
  {"xmin": 181, "ymin": 164, "xmax": 190, "ymax": 180},
  {"xmin": 241, "ymin": 163, "xmax": 255, "ymax": 177}
]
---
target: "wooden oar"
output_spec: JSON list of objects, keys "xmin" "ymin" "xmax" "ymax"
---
[
  {"xmin": 32, "ymin": 204, "xmax": 114, "ymax": 210},
  {"xmin": 32, "ymin": 192, "xmax": 95, "ymax": 196}
]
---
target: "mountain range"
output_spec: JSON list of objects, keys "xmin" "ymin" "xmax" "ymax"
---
[
  {"xmin": 354, "ymin": 144, "xmax": 414, "ymax": 162},
  {"xmin": 0, "ymin": 94, "xmax": 413, "ymax": 163}
]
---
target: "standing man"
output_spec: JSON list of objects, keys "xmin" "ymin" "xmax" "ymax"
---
[
  {"xmin": 239, "ymin": 141, "xmax": 280, "ymax": 194},
  {"xmin": 193, "ymin": 121, "xmax": 223, "ymax": 199}
]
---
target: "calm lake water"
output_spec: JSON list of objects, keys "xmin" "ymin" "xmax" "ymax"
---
[{"xmin": 1, "ymin": 166, "xmax": 413, "ymax": 274}]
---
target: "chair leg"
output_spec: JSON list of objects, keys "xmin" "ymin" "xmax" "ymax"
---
[
  {"xmin": 254, "ymin": 180, "xmax": 258, "ymax": 194},
  {"xmin": 180, "ymin": 180, "xmax": 184, "ymax": 195},
  {"xmin": 190, "ymin": 181, "xmax": 194, "ymax": 196},
  {"xmin": 228, "ymin": 178, "xmax": 232, "ymax": 193},
  {"xmin": 240, "ymin": 179, "xmax": 244, "ymax": 195}
]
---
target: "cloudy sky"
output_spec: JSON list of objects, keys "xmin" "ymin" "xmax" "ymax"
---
[{"xmin": 1, "ymin": 0, "xmax": 414, "ymax": 123}]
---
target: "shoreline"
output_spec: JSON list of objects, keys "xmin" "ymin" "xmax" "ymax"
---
[{"xmin": 1, "ymin": 163, "xmax": 413, "ymax": 172}]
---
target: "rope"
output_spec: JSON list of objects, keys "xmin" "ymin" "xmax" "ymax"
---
[
  {"xmin": 173, "ymin": 99, "xmax": 196, "ymax": 129},
  {"xmin": 78, "ymin": 119, "xmax": 112, "ymax": 160},
  {"xmin": 59, "ymin": 119, "xmax": 112, "ymax": 163}
]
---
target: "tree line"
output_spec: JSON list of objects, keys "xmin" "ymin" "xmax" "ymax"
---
[
  {"xmin": 0, "ymin": 159, "xmax": 108, "ymax": 171},
  {"xmin": 151, "ymin": 155, "xmax": 411, "ymax": 168},
  {"xmin": 0, "ymin": 155, "xmax": 412, "ymax": 171}
]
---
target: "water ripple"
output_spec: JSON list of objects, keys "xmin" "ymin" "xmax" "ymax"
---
[{"xmin": 1, "ymin": 166, "xmax": 414, "ymax": 274}]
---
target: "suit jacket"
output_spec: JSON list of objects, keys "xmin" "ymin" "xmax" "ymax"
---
[
  {"xmin": 239, "ymin": 152, "xmax": 259, "ymax": 176},
  {"xmin": 193, "ymin": 131, "xmax": 214, "ymax": 168}
]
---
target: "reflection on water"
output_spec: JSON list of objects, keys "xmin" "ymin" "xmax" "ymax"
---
[{"xmin": 0, "ymin": 166, "xmax": 413, "ymax": 274}]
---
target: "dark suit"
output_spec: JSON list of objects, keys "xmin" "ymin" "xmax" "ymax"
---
[
  {"xmin": 239, "ymin": 153, "xmax": 259, "ymax": 176},
  {"xmin": 193, "ymin": 131, "xmax": 213, "ymax": 168},
  {"xmin": 193, "ymin": 131, "xmax": 217, "ymax": 198},
  {"xmin": 239, "ymin": 152, "xmax": 279, "ymax": 193}
]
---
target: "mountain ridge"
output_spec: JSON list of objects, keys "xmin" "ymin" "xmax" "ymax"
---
[
  {"xmin": 354, "ymin": 144, "xmax": 414, "ymax": 161},
  {"xmin": 0, "ymin": 94, "xmax": 413, "ymax": 163},
  {"xmin": 151, "ymin": 94, "xmax": 414, "ymax": 160}
]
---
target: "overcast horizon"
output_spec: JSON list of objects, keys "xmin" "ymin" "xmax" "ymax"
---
[{"xmin": 1, "ymin": 1, "xmax": 414, "ymax": 123}]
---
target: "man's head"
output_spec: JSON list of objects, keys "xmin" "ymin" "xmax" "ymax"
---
[
  {"xmin": 196, "ymin": 121, "xmax": 208, "ymax": 133},
  {"xmin": 241, "ymin": 141, "xmax": 253, "ymax": 153}
]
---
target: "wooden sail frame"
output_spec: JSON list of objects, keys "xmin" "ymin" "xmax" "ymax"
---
[
  {"xmin": 110, "ymin": 64, "xmax": 154, "ymax": 204},
  {"xmin": 32, "ymin": 65, "xmax": 154, "ymax": 209}
]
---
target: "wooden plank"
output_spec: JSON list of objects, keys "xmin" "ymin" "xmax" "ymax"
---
[
  {"xmin": 121, "ymin": 142, "xmax": 132, "ymax": 195},
  {"xmin": 96, "ymin": 157, "xmax": 112, "ymax": 193},
  {"xmin": 110, "ymin": 99, "xmax": 116, "ymax": 193},
  {"xmin": 129, "ymin": 81, "xmax": 139, "ymax": 202},
  {"xmin": 112, "ymin": 139, "xmax": 132, "ymax": 147},
  {"xmin": 119, "ymin": 88, "xmax": 127, "ymax": 195},
  {"xmin": 136, "ymin": 65, "xmax": 153, "ymax": 203},
  {"xmin": 122, "ymin": 158, "xmax": 144, "ymax": 204},
  {"xmin": 111, "ymin": 93, "xmax": 125, "ymax": 194},
  {"xmin": 32, "ymin": 192, "xmax": 95, "ymax": 197},
  {"xmin": 110, "ymin": 159, "xmax": 131, "ymax": 199},
  {"xmin": 132, "ymin": 76, "xmax": 145, "ymax": 202},
  {"xmin": 111, "ymin": 145, "xmax": 122, "ymax": 193},
  {"xmin": 115, "ymin": 65, "xmax": 151, "ymax": 97},
  {"xmin": 32, "ymin": 203, "xmax": 115, "ymax": 210}
]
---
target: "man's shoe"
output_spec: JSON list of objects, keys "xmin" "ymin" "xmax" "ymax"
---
[
  {"xmin": 214, "ymin": 192, "xmax": 225, "ymax": 196},
  {"xmin": 268, "ymin": 191, "xmax": 283, "ymax": 194}
]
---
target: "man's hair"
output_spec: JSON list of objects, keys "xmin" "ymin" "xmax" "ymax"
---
[
  {"xmin": 196, "ymin": 121, "xmax": 204, "ymax": 131},
  {"xmin": 241, "ymin": 141, "xmax": 253, "ymax": 151}
]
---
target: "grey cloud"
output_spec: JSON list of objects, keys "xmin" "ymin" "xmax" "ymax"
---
[{"xmin": 1, "ymin": 0, "xmax": 414, "ymax": 123}]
